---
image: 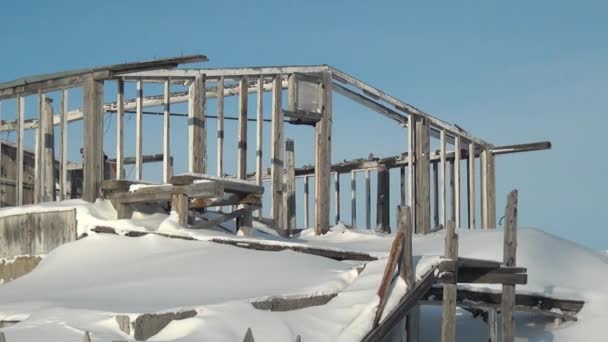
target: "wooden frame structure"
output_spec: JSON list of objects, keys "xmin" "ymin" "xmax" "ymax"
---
[{"xmin": 0, "ymin": 56, "xmax": 550, "ymax": 236}]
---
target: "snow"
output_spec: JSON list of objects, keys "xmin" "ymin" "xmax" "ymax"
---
[{"xmin": 0, "ymin": 200, "xmax": 606, "ymax": 341}]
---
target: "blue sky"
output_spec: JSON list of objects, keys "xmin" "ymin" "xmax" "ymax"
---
[{"xmin": 0, "ymin": 0, "xmax": 606, "ymax": 248}]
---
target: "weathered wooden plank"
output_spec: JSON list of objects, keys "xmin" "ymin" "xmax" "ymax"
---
[
  {"xmin": 415, "ymin": 117, "xmax": 430, "ymax": 234},
  {"xmin": 373, "ymin": 229, "xmax": 405, "ymax": 328},
  {"xmin": 171, "ymin": 174, "xmax": 263, "ymax": 194},
  {"xmin": 284, "ymin": 139, "xmax": 296, "ymax": 235},
  {"xmin": 314, "ymin": 71, "xmax": 332, "ymax": 235},
  {"xmin": 441, "ymin": 221, "xmax": 458, "ymax": 342},
  {"xmin": 334, "ymin": 172, "xmax": 340, "ymax": 224},
  {"xmin": 485, "ymin": 149, "xmax": 496, "ymax": 228},
  {"xmin": 365, "ymin": 169, "xmax": 371, "ymax": 229},
  {"xmin": 135, "ymin": 79, "xmax": 143, "ymax": 180},
  {"xmin": 216, "ymin": 76, "xmax": 225, "ymax": 177},
  {"xmin": 255, "ymin": 76, "xmax": 264, "ymax": 218},
  {"xmin": 351, "ymin": 170, "xmax": 356, "ymax": 227},
  {"xmin": 454, "ymin": 137, "xmax": 461, "ymax": 228},
  {"xmin": 115, "ymin": 81, "xmax": 124, "ymax": 181},
  {"xmin": 400, "ymin": 166, "xmax": 406, "ymax": 206},
  {"xmin": 304, "ymin": 176, "xmax": 310, "ymax": 228},
  {"xmin": 502, "ymin": 190, "xmax": 518, "ymax": 342},
  {"xmin": 237, "ymin": 77, "xmax": 248, "ymax": 180},
  {"xmin": 271, "ymin": 75, "xmax": 284, "ymax": 225},
  {"xmin": 432, "ymin": 161, "xmax": 439, "ymax": 228},
  {"xmin": 163, "ymin": 79, "xmax": 171, "ymax": 183},
  {"xmin": 33, "ymin": 91, "xmax": 42, "ymax": 203},
  {"xmin": 188, "ymin": 74, "xmax": 206, "ymax": 174},
  {"xmin": 61, "ymin": 89, "xmax": 69, "ymax": 197},
  {"xmin": 488, "ymin": 308, "xmax": 498, "ymax": 342},
  {"xmin": 439, "ymin": 130, "xmax": 446, "ymax": 226},
  {"xmin": 172, "ymin": 193, "xmax": 189, "ymax": 226},
  {"xmin": 16, "ymin": 96, "xmax": 24, "ymax": 205},
  {"xmin": 243, "ymin": 327, "xmax": 254, "ymax": 342},
  {"xmin": 468, "ymin": 142, "xmax": 476, "ymax": 229},
  {"xmin": 192, "ymin": 204, "xmax": 260, "ymax": 230},
  {"xmin": 82, "ymin": 76, "xmax": 104, "ymax": 202},
  {"xmin": 399, "ymin": 205, "xmax": 419, "ymax": 342},
  {"xmin": 42, "ymin": 96, "xmax": 55, "ymax": 202},
  {"xmin": 376, "ymin": 164, "xmax": 390, "ymax": 233}
]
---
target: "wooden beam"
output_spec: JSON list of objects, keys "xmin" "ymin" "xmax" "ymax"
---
[
  {"xmin": 238, "ymin": 78, "xmax": 249, "ymax": 182},
  {"xmin": 16, "ymin": 96, "xmax": 24, "ymax": 205},
  {"xmin": 304, "ymin": 176, "xmax": 310, "ymax": 228},
  {"xmin": 270, "ymin": 75, "xmax": 284, "ymax": 225},
  {"xmin": 415, "ymin": 117, "xmax": 430, "ymax": 234},
  {"xmin": 376, "ymin": 164, "xmax": 390, "ymax": 233},
  {"xmin": 314, "ymin": 71, "xmax": 332, "ymax": 235},
  {"xmin": 334, "ymin": 172, "xmax": 340, "ymax": 224},
  {"xmin": 400, "ymin": 166, "xmax": 406, "ymax": 206},
  {"xmin": 373, "ymin": 229, "xmax": 405, "ymax": 328},
  {"xmin": 502, "ymin": 190, "xmax": 518, "ymax": 342},
  {"xmin": 189, "ymin": 74, "xmax": 206, "ymax": 174},
  {"xmin": 33, "ymin": 91, "xmax": 41, "ymax": 203},
  {"xmin": 399, "ymin": 206, "xmax": 419, "ymax": 342},
  {"xmin": 439, "ymin": 130, "xmax": 446, "ymax": 226},
  {"xmin": 485, "ymin": 149, "xmax": 496, "ymax": 228},
  {"xmin": 433, "ymin": 161, "xmax": 439, "ymax": 228},
  {"xmin": 333, "ymin": 82, "xmax": 407, "ymax": 125},
  {"xmin": 351, "ymin": 170, "xmax": 356, "ymax": 227},
  {"xmin": 454, "ymin": 137, "xmax": 461, "ymax": 228},
  {"xmin": 135, "ymin": 80, "xmax": 143, "ymax": 180},
  {"xmin": 82, "ymin": 76, "xmax": 104, "ymax": 202},
  {"xmin": 284, "ymin": 139, "xmax": 296, "ymax": 235},
  {"xmin": 172, "ymin": 193, "xmax": 189, "ymax": 226},
  {"xmin": 441, "ymin": 221, "xmax": 458, "ymax": 342},
  {"xmin": 60, "ymin": 89, "xmax": 69, "ymax": 198},
  {"xmin": 42, "ymin": 96, "xmax": 55, "ymax": 201},
  {"xmin": 468, "ymin": 142, "xmax": 475, "ymax": 229},
  {"xmin": 365, "ymin": 169, "xmax": 371, "ymax": 229},
  {"xmin": 163, "ymin": 79, "xmax": 171, "ymax": 183},
  {"xmin": 255, "ymin": 76, "xmax": 264, "ymax": 218},
  {"xmin": 216, "ymin": 76, "xmax": 225, "ymax": 177},
  {"xmin": 115, "ymin": 81, "xmax": 124, "ymax": 180}
]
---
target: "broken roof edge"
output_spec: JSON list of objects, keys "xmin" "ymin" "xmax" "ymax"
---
[{"xmin": 0, "ymin": 54, "xmax": 208, "ymax": 95}]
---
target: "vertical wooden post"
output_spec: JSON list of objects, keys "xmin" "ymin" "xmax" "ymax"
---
[
  {"xmin": 439, "ymin": 130, "xmax": 446, "ymax": 227},
  {"xmin": 16, "ymin": 96, "xmax": 24, "ymax": 205},
  {"xmin": 400, "ymin": 166, "xmax": 406, "ymax": 206},
  {"xmin": 42, "ymin": 96, "xmax": 55, "ymax": 201},
  {"xmin": 399, "ymin": 206, "xmax": 419, "ymax": 342},
  {"xmin": 351, "ymin": 170, "xmax": 356, "ymax": 227},
  {"xmin": 284, "ymin": 139, "xmax": 296, "ymax": 235},
  {"xmin": 61, "ymin": 89, "xmax": 69, "ymax": 198},
  {"xmin": 414, "ymin": 117, "xmax": 430, "ymax": 234},
  {"xmin": 314, "ymin": 71, "xmax": 332, "ymax": 235},
  {"xmin": 488, "ymin": 308, "xmax": 498, "ymax": 342},
  {"xmin": 189, "ymin": 74, "xmax": 206, "ymax": 174},
  {"xmin": 454, "ymin": 136, "xmax": 461, "ymax": 228},
  {"xmin": 271, "ymin": 74, "xmax": 284, "ymax": 226},
  {"xmin": 172, "ymin": 193, "xmax": 189, "ymax": 226},
  {"xmin": 484, "ymin": 149, "xmax": 496, "ymax": 228},
  {"xmin": 216, "ymin": 76, "xmax": 225, "ymax": 177},
  {"xmin": 115, "ymin": 81, "xmax": 124, "ymax": 181},
  {"xmin": 407, "ymin": 116, "xmax": 415, "ymax": 216},
  {"xmin": 449, "ymin": 160, "xmax": 455, "ymax": 222},
  {"xmin": 237, "ymin": 77, "xmax": 248, "ymax": 179},
  {"xmin": 432, "ymin": 161, "xmax": 439, "ymax": 228},
  {"xmin": 334, "ymin": 172, "xmax": 340, "ymax": 224},
  {"xmin": 376, "ymin": 164, "xmax": 390, "ymax": 233},
  {"xmin": 82, "ymin": 75, "xmax": 104, "ymax": 202},
  {"xmin": 34, "ymin": 91, "xmax": 42, "ymax": 203},
  {"xmin": 501, "ymin": 190, "xmax": 518, "ymax": 342},
  {"xmin": 468, "ymin": 142, "xmax": 476, "ymax": 229},
  {"xmin": 480, "ymin": 150, "xmax": 487, "ymax": 228},
  {"xmin": 441, "ymin": 220, "xmax": 458, "ymax": 342},
  {"xmin": 162, "ymin": 79, "xmax": 171, "ymax": 183},
  {"xmin": 304, "ymin": 176, "xmax": 310, "ymax": 228},
  {"xmin": 365, "ymin": 169, "xmax": 371, "ymax": 230},
  {"xmin": 135, "ymin": 80, "xmax": 143, "ymax": 180},
  {"xmin": 255, "ymin": 76, "xmax": 264, "ymax": 218}
]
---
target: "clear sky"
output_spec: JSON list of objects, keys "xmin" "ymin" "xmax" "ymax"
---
[{"xmin": 0, "ymin": 0, "xmax": 606, "ymax": 249}]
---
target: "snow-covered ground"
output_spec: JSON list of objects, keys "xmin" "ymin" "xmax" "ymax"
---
[{"xmin": 0, "ymin": 200, "xmax": 606, "ymax": 341}]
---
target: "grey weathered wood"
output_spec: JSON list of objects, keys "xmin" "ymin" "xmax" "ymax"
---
[
  {"xmin": 270, "ymin": 75, "xmax": 284, "ymax": 226},
  {"xmin": 488, "ymin": 307, "xmax": 498, "ymax": 342},
  {"xmin": 252, "ymin": 293, "xmax": 337, "ymax": 312},
  {"xmin": 82, "ymin": 331, "xmax": 91, "ymax": 342},
  {"xmin": 502, "ymin": 190, "xmax": 518, "ymax": 342},
  {"xmin": 350, "ymin": 170, "xmax": 356, "ymax": 227},
  {"xmin": 408, "ymin": 115, "xmax": 415, "ymax": 215},
  {"xmin": 33, "ymin": 92, "xmax": 41, "ymax": 203},
  {"xmin": 284, "ymin": 139, "xmax": 296, "ymax": 235},
  {"xmin": 468, "ymin": 142, "xmax": 476, "ymax": 229},
  {"xmin": 400, "ymin": 166, "xmax": 406, "ymax": 206},
  {"xmin": 171, "ymin": 174, "xmax": 263, "ymax": 194},
  {"xmin": 441, "ymin": 220, "xmax": 458, "ymax": 342},
  {"xmin": 334, "ymin": 172, "xmax": 340, "ymax": 223},
  {"xmin": 61, "ymin": 89, "xmax": 69, "ymax": 198},
  {"xmin": 373, "ymin": 229, "xmax": 405, "ymax": 328},
  {"xmin": 237, "ymin": 76, "xmax": 248, "ymax": 180},
  {"xmin": 303, "ymin": 176, "xmax": 310, "ymax": 228},
  {"xmin": 365, "ymin": 169, "xmax": 371, "ymax": 229},
  {"xmin": 414, "ymin": 116, "xmax": 430, "ymax": 234},
  {"xmin": 193, "ymin": 204, "xmax": 259, "ymax": 230},
  {"xmin": 484, "ymin": 149, "xmax": 496, "ymax": 228},
  {"xmin": 314, "ymin": 71, "xmax": 332, "ymax": 235},
  {"xmin": 399, "ymin": 205, "xmax": 419, "ymax": 342},
  {"xmin": 135, "ymin": 79, "xmax": 143, "ymax": 180},
  {"xmin": 216, "ymin": 76, "xmax": 225, "ymax": 177},
  {"xmin": 439, "ymin": 130, "xmax": 446, "ymax": 226},
  {"xmin": 42, "ymin": 96, "xmax": 55, "ymax": 202},
  {"xmin": 172, "ymin": 193, "xmax": 189, "ymax": 226},
  {"xmin": 432, "ymin": 161, "xmax": 439, "ymax": 228},
  {"xmin": 163, "ymin": 79, "xmax": 171, "ymax": 183},
  {"xmin": 454, "ymin": 136, "xmax": 461, "ymax": 228},
  {"xmin": 16, "ymin": 95, "xmax": 25, "ymax": 205},
  {"xmin": 115, "ymin": 81, "xmax": 124, "ymax": 180},
  {"xmin": 243, "ymin": 327, "xmax": 254, "ymax": 342},
  {"xmin": 255, "ymin": 76, "xmax": 264, "ymax": 218},
  {"xmin": 376, "ymin": 164, "xmax": 390, "ymax": 233},
  {"xmin": 189, "ymin": 74, "xmax": 206, "ymax": 174},
  {"xmin": 449, "ymin": 160, "xmax": 455, "ymax": 222},
  {"xmin": 83, "ymin": 76, "xmax": 104, "ymax": 202}
]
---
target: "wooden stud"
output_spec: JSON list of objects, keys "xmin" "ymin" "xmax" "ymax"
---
[
  {"xmin": 33, "ymin": 91, "xmax": 42, "ymax": 203},
  {"xmin": 488, "ymin": 308, "xmax": 498, "ymax": 342},
  {"xmin": 270, "ymin": 75, "xmax": 284, "ymax": 225},
  {"xmin": 61, "ymin": 89, "xmax": 69, "ymax": 198},
  {"xmin": 163, "ymin": 79, "xmax": 171, "ymax": 183},
  {"xmin": 373, "ymin": 226, "xmax": 405, "ymax": 327},
  {"xmin": 135, "ymin": 79, "xmax": 143, "ymax": 180},
  {"xmin": 334, "ymin": 172, "xmax": 340, "ymax": 224},
  {"xmin": 400, "ymin": 166, "xmax": 406, "ymax": 206},
  {"xmin": 365, "ymin": 169, "xmax": 371, "ymax": 229},
  {"xmin": 216, "ymin": 76, "xmax": 225, "ymax": 177},
  {"xmin": 480, "ymin": 150, "xmax": 487, "ymax": 228},
  {"xmin": 189, "ymin": 74, "xmax": 206, "ymax": 174},
  {"xmin": 407, "ymin": 115, "xmax": 415, "ymax": 214},
  {"xmin": 351, "ymin": 170, "xmax": 356, "ymax": 227},
  {"xmin": 399, "ymin": 205, "xmax": 419, "ymax": 342},
  {"xmin": 432, "ymin": 161, "xmax": 439, "ymax": 228},
  {"xmin": 255, "ymin": 76, "xmax": 264, "ymax": 218},
  {"xmin": 441, "ymin": 221, "xmax": 458, "ymax": 342},
  {"xmin": 314, "ymin": 71, "xmax": 332, "ymax": 235},
  {"xmin": 502, "ymin": 190, "xmax": 518, "ymax": 342},
  {"xmin": 243, "ymin": 327, "xmax": 254, "ymax": 342},
  {"xmin": 485, "ymin": 149, "xmax": 496, "ymax": 228},
  {"xmin": 82, "ymin": 76, "xmax": 104, "ymax": 202},
  {"xmin": 468, "ymin": 142, "xmax": 476, "ymax": 229},
  {"xmin": 172, "ymin": 193, "xmax": 189, "ymax": 226},
  {"xmin": 237, "ymin": 77, "xmax": 248, "ymax": 180},
  {"xmin": 284, "ymin": 139, "xmax": 296, "ymax": 235},
  {"xmin": 440, "ymin": 130, "xmax": 446, "ymax": 226},
  {"xmin": 454, "ymin": 136, "xmax": 461, "ymax": 228},
  {"xmin": 449, "ymin": 160, "xmax": 455, "ymax": 222},
  {"xmin": 16, "ymin": 95, "xmax": 24, "ymax": 205},
  {"xmin": 115, "ymin": 81, "xmax": 124, "ymax": 181},
  {"xmin": 42, "ymin": 96, "xmax": 55, "ymax": 201},
  {"xmin": 414, "ymin": 116, "xmax": 430, "ymax": 234},
  {"xmin": 304, "ymin": 176, "xmax": 310, "ymax": 228},
  {"xmin": 376, "ymin": 164, "xmax": 390, "ymax": 233}
]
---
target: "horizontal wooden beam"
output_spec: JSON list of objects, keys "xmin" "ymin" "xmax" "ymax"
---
[
  {"xmin": 491, "ymin": 141, "xmax": 551, "ymax": 155},
  {"xmin": 115, "ymin": 65, "xmax": 328, "ymax": 79}
]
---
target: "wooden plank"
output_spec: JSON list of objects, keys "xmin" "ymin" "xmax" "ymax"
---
[
  {"xmin": 270, "ymin": 75, "xmax": 284, "ymax": 225},
  {"xmin": 408, "ymin": 115, "xmax": 415, "ymax": 214},
  {"xmin": 415, "ymin": 117, "xmax": 430, "ymax": 234},
  {"xmin": 82, "ymin": 76, "xmax": 104, "ymax": 202},
  {"xmin": 376, "ymin": 164, "xmax": 390, "ymax": 233},
  {"xmin": 237, "ymin": 77, "xmax": 248, "ymax": 180},
  {"xmin": 365, "ymin": 169, "xmax": 371, "ymax": 229},
  {"xmin": 468, "ymin": 142, "xmax": 475, "ymax": 229},
  {"xmin": 351, "ymin": 170, "xmax": 356, "ymax": 227},
  {"xmin": 284, "ymin": 139, "xmax": 296, "ymax": 235},
  {"xmin": 488, "ymin": 308, "xmax": 498, "ymax": 342},
  {"xmin": 115, "ymin": 81, "xmax": 124, "ymax": 180},
  {"xmin": 188, "ymin": 74, "xmax": 206, "ymax": 174},
  {"xmin": 171, "ymin": 174, "xmax": 263, "ymax": 194},
  {"xmin": 480, "ymin": 150, "xmax": 487, "ymax": 228},
  {"xmin": 304, "ymin": 176, "xmax": 310, "ymax": 228},
  {"xmin": 61, "ymin": 89, "xmax": 69, "ymax": 197},
  {"xmin": 502, "ymin": 190, "xmax": 518, "ymax": 342},
  {"xmin": 440, "ymin": 130, "xmax": 446, "ymax": 226},
  {"xmin": 398, "ymin": 206, "xmax": 419, "ymax": 342},
  {"xmin": 441, "ymin": 221, "xmax": 458, "ymax": 342},
  {"xmin": 163, "ymin": 79, "xmax": 171, "ymax": 183},
  {"xmin": 192, "ymin": 204, "xmax": 260, "ymax": 230},
  {"xmin": 243, "ymin": 327, "xmax": 254, "ymax": 342},
  {"xmin": 400, "ymin": 166, "xmax": 406, "ymax": 206},
  {"xmin": 373, "ymin": 230, "xmax": 405, "ymax": 328},
  {"xmin": 16, "ymin": 96, "xmax": 25, "ymax": 205},
  {"xmin": 485, "ymin": 149, "xmax": 496, "ymax": 228},
  {"xmin": 216, "ymin": 76, "xmax": 225, "ymax": 177},
  {"xmin": 135, "ymin": 80, "xmax": 143, "ymax": 180},
  {"xmin": 454, "ymin": 136, "xmax": 461, "ymax": 228},
  {"xmin": 432, "ymin": 161, "xmax": 439, "ymax": 228},
  {"xmin": 42, "ymin": 96, "xmax": 55, "ymax": 201},
  {"xmin": 314, "ymin": 71, "xmax": 332, "ymax": 235},
  {"xmin": 33, "ymin": 91, "xmax": 41, "ymax": 203},
  {"xmin": 172, "ymin": 193, "xmax": 189, "ymax": 226},
  {"xmin": 255, "ymin": 76, "xmax": 264, "ymax": 218},
  {"xmin": 334, "ymin": 172, "xmax": 340, "ymax": 223}
]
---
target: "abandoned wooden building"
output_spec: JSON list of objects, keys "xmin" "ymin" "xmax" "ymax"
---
[{"xmin": 0, "ymin": 55, "xmax": 581, "ymax": 342}]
